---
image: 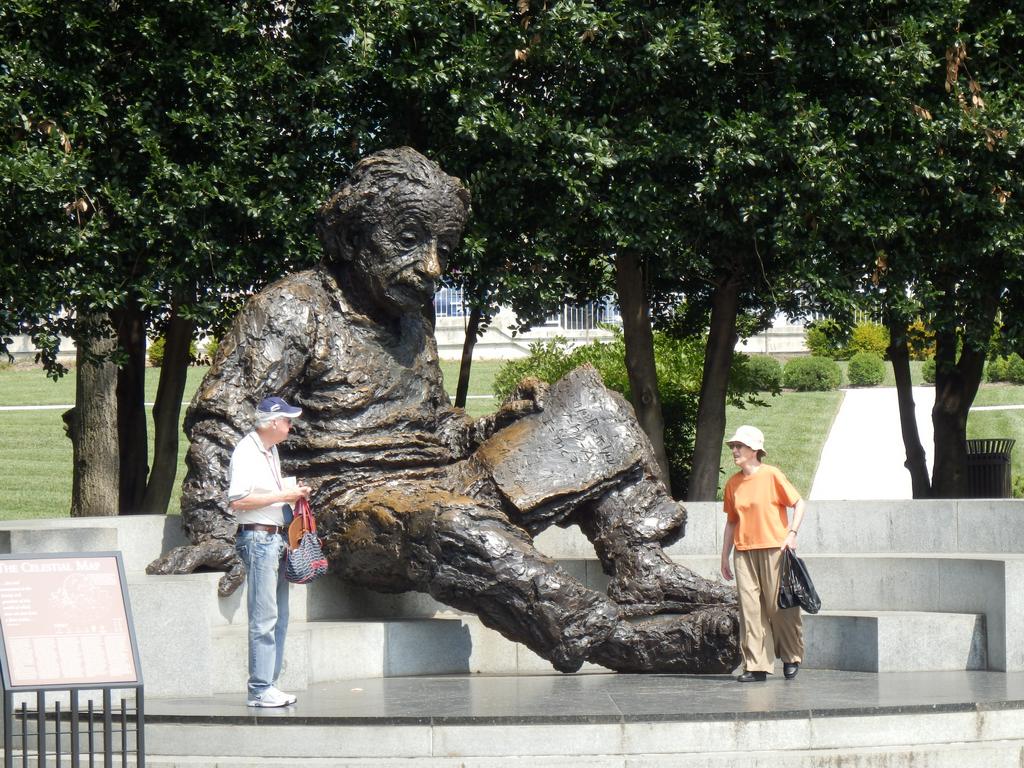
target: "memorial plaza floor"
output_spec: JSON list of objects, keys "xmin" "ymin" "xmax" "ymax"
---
[
  {"xmin": 147, "ymin": 667, "xmax": 1024, "ymax": 724},
  {"xmin": 138, "ymin": 668, "xmax": 1024, "ymax": 766}
]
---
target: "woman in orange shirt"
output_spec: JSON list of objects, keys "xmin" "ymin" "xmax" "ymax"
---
[{"xmin": 720, "ymin": 425, "xmax": 806, "ymax": 682}]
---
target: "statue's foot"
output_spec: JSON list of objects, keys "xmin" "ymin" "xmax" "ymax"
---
[
  {"xmin": 607, "ymin": 552, "xmax": 737, "ymax": 617},
  {"xmin": 146, "ymin": 540, "xmax": 246, "ymax": 597},
  {"xmin": 546, "ymin": 599, "xmax": 621, "ymax": 674},
  {"xmin": 588, "ymin": 605, "xmax": 740, "ymax": 674}
]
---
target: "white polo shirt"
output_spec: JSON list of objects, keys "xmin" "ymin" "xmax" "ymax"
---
[{"xmin": 227, "ymin": 431, "xmax": 287, "ymax": 527}]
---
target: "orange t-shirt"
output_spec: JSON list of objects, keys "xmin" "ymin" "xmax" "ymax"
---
[{"xmin": 723, "ymin": 464, "xmax": 802, "ymax": 550}]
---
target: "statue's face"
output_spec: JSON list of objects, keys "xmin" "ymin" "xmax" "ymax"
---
[{"xmin": 353, "ymin": 186, "xmax": 466, "ymax": 313}]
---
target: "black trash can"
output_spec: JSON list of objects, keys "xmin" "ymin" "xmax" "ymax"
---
[{"xmin": 965, "ymin": 438, "xmax": 1016, "ymax": 498}]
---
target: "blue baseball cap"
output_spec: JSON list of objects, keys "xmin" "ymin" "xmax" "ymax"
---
[{"xmin": 256, "ymin": 396, "xmax": 302, "ymax": 419}]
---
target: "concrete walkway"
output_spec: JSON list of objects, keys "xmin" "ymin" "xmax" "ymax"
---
[{"xmin": 810, "ymin": 387, "xmax": 936, "ymax": 501}]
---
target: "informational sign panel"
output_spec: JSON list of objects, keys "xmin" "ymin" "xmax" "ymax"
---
[{"xmin": 0, "ymin": 553, "xmax": 141, "ymax": 690}]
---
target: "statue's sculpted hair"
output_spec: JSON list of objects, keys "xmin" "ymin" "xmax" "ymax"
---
[{"xmin": 317, "ymin": 147, "xmax": 471, "ymax": 262}]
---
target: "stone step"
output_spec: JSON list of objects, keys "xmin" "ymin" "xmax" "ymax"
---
[
  {"xmin": 132, "ymin": 550, "xmax": 1021, "ymax": 697},
  {"xmin": 136, "ymin": 705, "xmax": 1024, "ymax": 766},
  {"xmin": 208, "ymin": 607, "xmax": 983, "ymax": 694},
  {"xmin": 210, "ymin": 617, "xmax": 605, "ymax": 693},
  {"xmin": 804, "ymin": 610, "xmax": 987, "ymax": 673},
  {"xmin": 9, "ymin": 702, "xmax": 1024, "ymax": 767},
  {"xmin": 66, "ymin": 742, "xmax": 1024, "ymax": 768},
  {"xmin": 296, "ymin": 553, "xmax": 1007, "ymax": 623},
  {"xmin": 122, "ymin": 549, "xmax": 1024, "ymax": 697}
]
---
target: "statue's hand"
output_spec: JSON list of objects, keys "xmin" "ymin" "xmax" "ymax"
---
[
  {"xmin": 146, "ymin": 537, "xmax": 247, "ymax": 597},
  {"xmin": 505, "ymin": 376, "xmax": 548, "ymax": 412},
  {"xmin": 473, "ymin": 376, "xmax": 549, "ymax": 442},
  {"xmin": 494, "ymin": 376, "xmax": 548, "ymax": 424}
]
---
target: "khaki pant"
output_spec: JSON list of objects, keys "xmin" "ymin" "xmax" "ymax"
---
[{"xmin": 734, "ymin": 547, "xmax": 803, "ymax": 673}]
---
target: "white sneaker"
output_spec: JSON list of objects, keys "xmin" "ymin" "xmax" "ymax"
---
[{"xmin": 247, "ymin": 686, "xmax": 297, "ymax": 707}]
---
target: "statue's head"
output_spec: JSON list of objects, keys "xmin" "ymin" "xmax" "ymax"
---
[{"xmin": 317, "ymin": 147, "xmax": 471, "ymax": 314}]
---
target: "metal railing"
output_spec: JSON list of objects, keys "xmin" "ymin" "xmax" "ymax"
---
[
  {"xmin": 543, "ymin": 298, "xmax": 622, "ymax": 330},
  {"xmin": 4, "ymin": 687, "xmax": 144, "ymax": 768},
  {"xmin": 433, "ymin": 286, "xmax": 468, "ymax": 318},
  {"xmin": 434, "ymin": 289, "xmax": 622, "ymax": 331}
]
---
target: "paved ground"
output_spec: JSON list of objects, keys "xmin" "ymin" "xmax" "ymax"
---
[
  {"xmin": 809, "ymin": 387, "xmax": 936, "ymax": 501},
  {"xmin": 810, "ymin": 386, "xmax": 1024, "ymax": 500},
  {"xmin": 144, "ymin": 668, "xmax": 1024, "ymax": 724}
]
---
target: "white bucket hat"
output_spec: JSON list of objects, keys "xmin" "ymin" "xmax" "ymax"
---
[{"xmin": 726, "ymin": 425, "xmax": 766, "ymax": 455}]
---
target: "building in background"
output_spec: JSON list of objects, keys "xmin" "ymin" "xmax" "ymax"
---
[
  {"xmin": 432, "ymin": 286, "xmax": 622, "ymax": 360},
  {"xmin": 433, "ymin": 287, "xmax": 808, "ymax": 360}
]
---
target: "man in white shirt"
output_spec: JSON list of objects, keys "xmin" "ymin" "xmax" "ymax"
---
[{"xmin": 228, "ymin": 396, "xmax": 311, "ymax": 707}]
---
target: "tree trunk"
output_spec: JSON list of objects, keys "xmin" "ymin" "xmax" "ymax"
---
[
  {"xmin": 613, "ymin": 250, "xmax": 671, "ymax": 487},
  {"xmin": 113, "ymin": 304, "xmax": 150, "ymax": 514},
  {"xmin": 886, "ymin": 314, "xmax": 930, "ymax": 498},
  {"xmin": 455, "ymin": 304, "xmax": 483, "ymax": 409},
  {"xmin": 687, "ymin": 277, "xmax": 740, "ymax": 501},
  {"xmin": 929, "ymin": 274, "xmax": 995, "ymax": 498},
  {"xmin": 930, "ymin": 332, "xmax": 988, "ymax": 498},
  {"xmin": 63, "ymin": 323, "xmax": 120, "ymax": 517},
  {"xmin": 139, "ymin": 308, "xmax": 195, "ymax": 515}
]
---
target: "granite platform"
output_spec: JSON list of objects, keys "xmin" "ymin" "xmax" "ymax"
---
[{"xmin": 137, "ymin": 669, "xmax": 1024, "ymax": 766}]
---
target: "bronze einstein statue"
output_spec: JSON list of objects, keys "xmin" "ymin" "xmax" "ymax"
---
[{"xmin": 148, "ymin": 147, "xmax": 740, "ymax": 674}]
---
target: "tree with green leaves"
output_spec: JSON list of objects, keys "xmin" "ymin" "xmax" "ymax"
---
[
  {"xmin": 834, "ymin": 1, "xmax": 1024, "ymax": 497},
  {"xmin": 655, "ymin": 2, "xmax": 855, "ymax": 500},
  {"xmin": 1, "ymin": 1, "xmax": 356, "ymax": 514}
]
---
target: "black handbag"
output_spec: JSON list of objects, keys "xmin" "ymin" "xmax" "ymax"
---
[{"xmin": 777, "ymin": 548, "xmax": 821, "ymax": 614}]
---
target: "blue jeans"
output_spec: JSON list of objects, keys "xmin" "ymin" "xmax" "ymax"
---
[{"xmin": 235, "ymin": 530, "xmax": 289, "ymax": 696}]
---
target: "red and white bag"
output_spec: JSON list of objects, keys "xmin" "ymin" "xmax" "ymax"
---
[{"xmin": 285, "ymin": 497, "xmax": 328, "ymax": 584}]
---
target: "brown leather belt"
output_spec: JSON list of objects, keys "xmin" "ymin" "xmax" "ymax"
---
[{"xmin": 237, "ymin": 523, "xmax": 287, "ymax": 535}]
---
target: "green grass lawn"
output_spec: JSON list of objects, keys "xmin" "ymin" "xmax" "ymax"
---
[
  {"xmin": 716, "ymin": 391, "xmax": 844, "ymax": 499},
  {"xmin": 438, "ymin": 359, "xmax": 500, "ymax": 417},
  {"xmin": 972, "ymin": 384, "xmax": 1024, "ymax": 407},
  {"xmin": 1, "ymin": 408, "xmax": 72, "ymax": 518},
  {"xmin": 2, "ymin": 360, "xmax": 1021, "ymax": 519}
]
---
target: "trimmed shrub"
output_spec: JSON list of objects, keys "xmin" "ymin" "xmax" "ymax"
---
[
  {"xmin": 737, "ymin": 354, "xmax": 783, "ymax": 392},
  {"xmin": 847, "ymin": 322, "xmax": 889, "ymax": 358},
  {"xmin": 1007, "ymin": 353, "xmax": 1024, "ymax": 385},
  {"xmin": 147, "ymin": 337, "xmax": 166, "ymax": 367},
  {"xmin": 986, "ymin": 357, "xmax": 1009, "ymax": 383},
  {"xmin": 804, "ymin": 319, "xmax": 845, "ymax": 359},
  {"xmin": 202, "ymin": 335, "xmax": 222, "ymax": 364},
  {"xmin": 847, "ymin": 351, "xmax": 886, "ymax": 387},
  {"xmin": 783, "ymin": 356, "xmax": 841, "ymax": 391},
  {"xmin": 907, "ymin": 319, "xmax": 935, "ymax": 361},
  {"xmin": 147, "ymin": 337, "xmax": 199, "ymax": 367},
  {"xmin": 922, "ymin": 358, "xmax": 936, "ymax": 384},
  {"xmin": 492, "ymin": 338, "xmax": 580, "ymax": 401}
]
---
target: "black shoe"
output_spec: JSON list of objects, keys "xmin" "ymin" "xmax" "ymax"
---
[
  {"xmin": 736, "ymin": 671, "xmax": 767, "ymax": 683},
  {"xmin": 783, "ymin": 662, "xmax": 800, "ymax": 680}
]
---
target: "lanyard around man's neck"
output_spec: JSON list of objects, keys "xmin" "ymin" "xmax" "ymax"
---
[{"xmin": 251, "ymin": 432, "xmax": 282, "ymax": 490}]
